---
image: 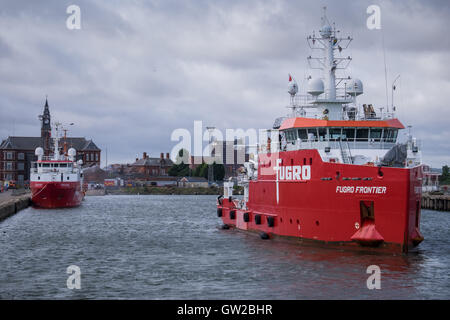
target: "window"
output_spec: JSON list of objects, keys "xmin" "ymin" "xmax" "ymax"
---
[
  {"xmin": 95, "ymin": 153, "xmax": 99, "ymax": 161},
  {"xmin": 382, "ymin": 128, "xmax": 390, "ymax": 142},
  {"xmin": 6, "ymin": 162, "xmax": 13, "ymax": 170},
  {"xmin": 298, "ymin": 129, "xmax": 308, "ymax": 141},
  {"xmin": 356, "ymin": 129, "xmax": 369, "ymax": 141},
  {"xmin": 383, "ymin": 129, "xmax": 398, "ymax": 143},
  {"xmin": 329, "ymin": 128, "xmax": 343, "ymax": 141},
  {"xmin": 42, "ymin": 163, "xmax": 50, "ymax": 168},
  {"xmin": 60, "ymin": 163, "xmax": 67, "ymax": 167},
  {"xmin": 18, "ymin": 153, "xmax": 24, "ymax": 160},
  {"xmin": 370, "ymin": 128, "xmax": 382, "ymax": 142},
  {"xmin": 6, "ymin": 152, "xmax": 13, "ymax": 160},
  {"xmin": 343, "ymin": 128, "xmax": 355, "ymax": 141},
  {"xmin": 318, "ymin": 128, "xmax": 328, "ymax": 141},
  {"xmin": 306, "ymin": 128, "xmax": 317, "ymax": 141},
  {"xmin": 18, "ymin": 163, "xmax": 24, "ymax": 171},
  {"xmin": 392, "ymin": 130, "xmax": 398, "ymax": 142},
  {"xmin": 6, "ymin": 174, "xmax": 13, "ymax": 180},
  {"xmin": 285, "ymin": 130, "xmax": 297, "ymax": 143}
]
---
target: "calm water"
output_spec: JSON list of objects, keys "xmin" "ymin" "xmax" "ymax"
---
[{"xmin": 0, "ymin": 195, "xmax": 448, "ymax": 299}]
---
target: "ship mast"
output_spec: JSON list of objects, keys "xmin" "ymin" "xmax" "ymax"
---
[
  {"xmin": 306, "ymin": 7, "xmax": 357, "ymax": 120},
  {"xmin": 53, "ymin": 122, "xmax": 62, "ymax": 161}
]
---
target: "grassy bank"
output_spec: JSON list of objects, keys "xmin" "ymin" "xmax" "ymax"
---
[
  {"xmin": 106, "ymin": 186, "xmax": 223, "ymax": 195},
  {"xmin": 104, "ymin": 185, "xmax": 245, "ymax": 196}
]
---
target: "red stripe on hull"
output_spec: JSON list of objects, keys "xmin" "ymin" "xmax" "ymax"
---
[
  {"xmin": 30, "ymin": 181, "xmax": 84, "ymax": 209},
  {"xmin": 217, "ymin": 149, "xmax": 423, "ymax": 253}
]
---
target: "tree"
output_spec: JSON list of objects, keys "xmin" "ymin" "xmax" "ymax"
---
[
  {"xmin": 213, "ymin": 162, "xmax": 225, "ymax": 181},
  {"xmin": 191, "ymin": 162, "xmax": 225, "ymax": 181},
  {"xmin": 440, "ymin": 165, "xmax": 450, "ymax": 185},
  {"xmin": 168, "ymin": 149, "xmax": 191, "ymax": 177}
]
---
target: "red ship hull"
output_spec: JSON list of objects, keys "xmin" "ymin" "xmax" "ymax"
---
[
  {"xmin": 30, "ymin": 181, "xmax": 84, "ymax": 209},
  {"xmin": 217, "ymin": 149, "xmax": 424, "ymax": 253}
]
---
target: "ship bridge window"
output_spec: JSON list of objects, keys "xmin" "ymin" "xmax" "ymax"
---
[
  {"xmin": 383, "ymin": 129, "xmax": 398, "ymax": 143},
  {"xmin": 343, "ymin": 128, "xmax": 356, "ymax": 142},
  {"xmin": 285, "ymin": 130, "xmax": 297, "ymax": 143},
  {"xmin": 306, "ymin": 128, "xmax": 317, "ymax": 141},
  {"xmin": 42, "ymin": 163, "xmax": 50, "ymax": 168},
  {"xmin": 392, "ymin": 130, "xmax": 398, "ymax": 142},
  {"xmin": 370, "ymin": 128, "xmax": 382, "ymax": 142},
  {"xmin": 60, "ymin": 163, "xmax": 67, "ymax": 168},
  {"xmin": 329, "ymin": 128, "xmax": 343, "ymax": 141},
  {"xmin": 356, "ymin": 128, "xmax": 369, "ymax": 141},
  {"xmin": 298, "ymin": 129, "xmax": 308, "ymax": 141},
  {"xmin": 318, "ymin": 128, "xmax": 328, "ymax": 141}
]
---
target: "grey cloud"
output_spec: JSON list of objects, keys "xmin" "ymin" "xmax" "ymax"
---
[{"xmin": 0, "ymin": 0, "xmax": 448, "ymax": 167}]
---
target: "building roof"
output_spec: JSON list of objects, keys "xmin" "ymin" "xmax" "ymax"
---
[
  {"xmin": 0, "ymin": 137, "xmax": 43, "ymax": 150},
  {"xmin": 0, "ymin": 136, "xmax": 100, "ymax": 151},
  {"xmin": 132, "ymin": 157, "xmax": 173, "ymax": 166},
  {"xmin": 64, "ymin": 138, "xmax": 101, "ymax": 151},
  {"xmin": 179, "ymin": 177, "xmax": 208, "ymax": 182},
  {"xmin": 279, "ymin": 117, "xmax": 405, "ymax": 130},
  {"xmin": 83, "ymin": 165, "xmax": 106, "ymax": 174}
]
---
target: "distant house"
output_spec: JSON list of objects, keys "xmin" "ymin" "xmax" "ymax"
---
[
  {"xmin": 422, "ymin": 165, "xmax": 441, "ymax": 192},
  {"xmin": 83, "ymin": 165, "xmax": 106, "ymax": 184},
  {"xmin": 131, "ymin": 152, "xmax": 173, "ymax": 178},
  {"xmin": 178, "ymin": 176, "xmax": 209, "ymax": 188}
]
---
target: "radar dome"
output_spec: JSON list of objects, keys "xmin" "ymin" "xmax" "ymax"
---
[
  {"xmin": 347, "ymin": 78, "xmax": 363, "ymax": 96},
  {"xmin": 307, "ymin": 78, "xmax": 324, "ymax": 96},
  {"xmin": 319, "ymin": 24, "xmax": 332, "ymax": 38},
  {"xmin": 35, "ymin": 147, "xmax": 44, "ymax": 157},
  {"xmin": 68, "ymin": 148, "xmax": 76, "ymax": 160},
  {"xmin": 288, "ymin": 81, "xmax": 298, "ymax": 96},
  {"xmin": 68, "ymin": 148, "xmax": 76, "ymax": 157}
]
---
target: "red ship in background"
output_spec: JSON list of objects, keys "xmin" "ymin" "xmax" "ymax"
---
[
  {"xmin": 30, "ymin": 122, "xmax": 84, "ymax": 208},
  {"xmin": 217, "ymin": 9, "xmax": 424, "ymax": 253}
]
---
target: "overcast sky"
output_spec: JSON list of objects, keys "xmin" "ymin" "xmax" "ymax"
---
[{"xmin": 0, "ymin": 0, "xmax": 448, "ymax": 167}]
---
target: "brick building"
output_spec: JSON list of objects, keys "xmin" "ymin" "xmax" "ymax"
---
[
  {"xmin": 189, "ymin": 139, "xmax": 249, "ymax": 178},
  {"xmin": 130, "ymin": 152, "xmax": 173, "ymax": 177},
  {"xmin": 0, "ymin": 99, "xmax": 101, "ymax": 186}
]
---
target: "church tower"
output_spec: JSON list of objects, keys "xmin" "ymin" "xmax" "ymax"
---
[{"xmin": 39, "ymin": 98, "xmax": 52, "ymax": 154}]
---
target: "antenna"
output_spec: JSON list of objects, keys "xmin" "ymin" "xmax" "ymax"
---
[
  {"xmin": 381, "ymin": 28, "xmax": 389, "ymax": 113},
  {"xmin": 206, "ymin": 126, "xmax": 216, "ymax": 184},
  {"xmin": 391, "ymin": 74, "xmax": 400, "ymax": 114}
]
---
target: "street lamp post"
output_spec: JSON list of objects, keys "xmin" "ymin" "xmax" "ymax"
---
[{"xmin": 206, "ymin": 126, "xmax": 216, "ymax": 184}]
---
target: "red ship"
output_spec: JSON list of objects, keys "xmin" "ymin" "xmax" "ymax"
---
[
  {"xmin": 30, "ymin": 123, "xmax": 84, "ymax": 208},
  {"xmin": 217, "ymin": 10, "xmax": 424, "ymax": 253}
]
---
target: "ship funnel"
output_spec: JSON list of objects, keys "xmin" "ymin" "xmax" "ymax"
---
[
  {"xmin": 307, "ymin": 78, "xmax": 325, "ymax": 96},
  {"xmin": 35, "ymin": 147, "xmax": 44, "ymax": 161},
  {"xmin": 68, "ymin": 148, "xmax": 76, "ymax": 161}
]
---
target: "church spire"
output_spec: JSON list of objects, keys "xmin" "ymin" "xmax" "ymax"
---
[{"xmin": 40, "ymin": 97, "xmax": 52, "ymax": 154}]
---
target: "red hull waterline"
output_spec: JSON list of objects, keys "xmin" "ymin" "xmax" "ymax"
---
[
  {"xmin": 217, "ymin": 150, "xmax": 424, "ymax": 254},
  {"xmin": 31, "ymin": 181, "xmax": 84, "ymax": 209}
]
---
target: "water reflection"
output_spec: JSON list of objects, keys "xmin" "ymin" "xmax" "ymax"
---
[{"xmin": 0, "ymin": 195, "xmax": 447, "ymax": 299}]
